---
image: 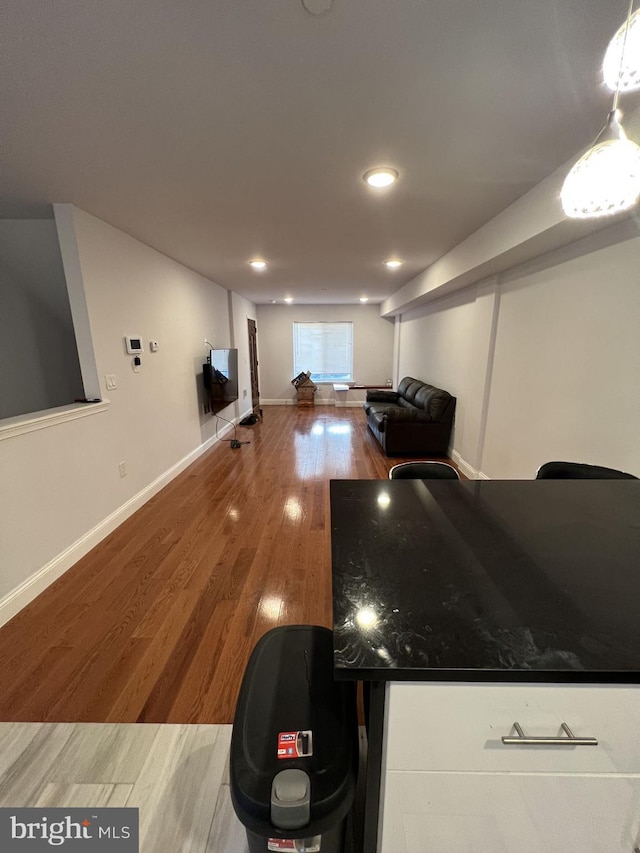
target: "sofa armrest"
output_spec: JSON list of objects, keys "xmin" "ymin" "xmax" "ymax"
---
[{"xmin": 366, "ymin": 389, "xmax": 399, "ymax": 403}]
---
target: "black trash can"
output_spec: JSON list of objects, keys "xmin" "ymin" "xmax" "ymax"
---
[{"xmin": 230, "ymin": 625, "xmax": 358, "ymax": 853}]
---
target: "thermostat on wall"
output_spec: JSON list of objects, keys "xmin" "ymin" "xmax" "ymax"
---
[{"xmin": 124, "ymin": 336, "xmax": 144, "ymax": 355}]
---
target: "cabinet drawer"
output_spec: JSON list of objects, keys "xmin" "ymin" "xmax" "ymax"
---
[
  {"xmin": 385, "ymin": 682, "xmax": 640, "ymax": 774},
  {"xmin": 379, "ymin": 771, "xmax": 640, "ymax": 853}
]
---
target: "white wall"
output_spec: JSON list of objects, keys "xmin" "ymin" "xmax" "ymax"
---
[
  {"xmin": 0, "ymin": 219, "xmax": 84, "ymax": 418},
  {"xmin": 0, "ymin": 206, "xmax": 256, "ymax": 619},
  {"xmin": 255, "ymin": 303, "xmax": 394, "ymax": 404},
  {"xmin": 482, "ymin": 232, "xmax": 640, "ymax": 478},
  {"xmin": 395, "ymin": 222, "xmax": 640, "ymax": 479},
  {"xmin": 398, "ymin": 277, "xmax": 499, "ymax": 473},
  {"xmin": 229, "ymin": 290, "xmax": 258, "ymax": 417}
]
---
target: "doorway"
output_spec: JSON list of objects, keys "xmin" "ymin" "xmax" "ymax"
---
[{"xmin": 247, "ymin": 318, "xmax": 260, "ymax": 412}]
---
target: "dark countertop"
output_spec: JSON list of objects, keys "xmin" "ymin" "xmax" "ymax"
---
[{"xmin": 330, "ymin": 479, "xmax": 640, "ymax": 683}]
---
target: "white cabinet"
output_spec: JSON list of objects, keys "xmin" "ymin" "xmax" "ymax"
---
[
  {"xmin": 380, "ymin": 772, "xmax": 640, "ymax": 853},
  {"xmin": 378, "ymin": 682, "xmax": 640, "ymax": 853}
]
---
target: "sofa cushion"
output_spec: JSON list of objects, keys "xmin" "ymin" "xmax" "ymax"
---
[
  {"xmin": 364, "ymin": 389, "xmax": 400, "ymax": 416},
  {"xmin": 397, "ymin": 376, "xmax": 417, "ymax": 398},
  {"xmin": 365, "ymin": 403, "xmax": 397, "ymax": 420},
  {"xmin": 370, "ymin": 410, "xmax": 387, "ymax": 432},
  {"xmin": 367, "ymin": 403, "xmax": 433, "ymax": 425},
  {"xmin": 366, "ymin": 389, "xmax": 399, "ymax": 404},
  {"xmin": 384, "ymin": 406, "xmax": 432, "ymax": 423},
  {"xmin": 400, "ymin": 379, "xmax": 424, "ymax": 406},
  {"xmin": 413, "ymin": 384, "xmax": 452, "ymax": 420}
]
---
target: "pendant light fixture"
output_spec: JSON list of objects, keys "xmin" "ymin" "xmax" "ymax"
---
[
  {"xmin": 604, "ymin": 5, "xmax": 640, "ymax": 93},
  {"xmin": 561, "ymin": 0, "xmax": 640, "ymax": 219}
]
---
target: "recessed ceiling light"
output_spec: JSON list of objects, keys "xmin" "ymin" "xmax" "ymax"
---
[
  {"xmin": 359, "ymin": 297, "xmax": 369, "ymax": 303},
  {"xmin": 284, "ymin": 297, "xmax": 293, "ymax": 303},
  {"xmin": 249, "ymin": 259, "xmax": 267, "ymax": 270},
  {"xmin": 385, "ymin": 258, "xmax": 403, "ymax": 269},
  {"xmin": 363, "ymin": 168, "xmax": 399, "ymax": 188},
  {"xmin": 302, "ymin": 0, "xmax": 333, "ymax": 15}
]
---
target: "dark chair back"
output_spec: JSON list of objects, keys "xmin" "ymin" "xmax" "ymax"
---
[
  {"xmin": 389, "ymin": 461, "xmax": 460, "ymax": 480},
  {"xmin": 536, "ymin": 461, "xmax": 637, "ymax": 480}
]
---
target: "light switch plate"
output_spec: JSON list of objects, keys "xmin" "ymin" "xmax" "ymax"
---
[{"xmin": 105, "ymin": 374, "xmax": 117, "ymax": 390}]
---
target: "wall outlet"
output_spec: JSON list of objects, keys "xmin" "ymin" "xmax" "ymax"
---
[
  {"xmin": 106, "ymin": 374, "xmax": 117, "ymax": 390},
  {"xmin": 118, "ymin": 461, "xmax": 127, "ymax": 478}
]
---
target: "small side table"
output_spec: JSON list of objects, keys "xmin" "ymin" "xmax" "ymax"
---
[{"xmin": 332, "ymin": 383, "xmax": 350, "ymax": 407}]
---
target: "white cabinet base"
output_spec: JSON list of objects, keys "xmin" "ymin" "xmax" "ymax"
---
[
  {"xmin": 379, "ymin": 682, "xmax": 640, "ymax": 853},
  {"xmin": 380, "ymin": 772, "xmax": 640, "ymax": 853},
  {"xmin": 385, "ymin": 682, "xmax": 640, "ymax": 774}
]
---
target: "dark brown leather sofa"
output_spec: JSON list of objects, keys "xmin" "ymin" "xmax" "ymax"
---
[{"xmin": 363, "ymin": 376, "xmax": 456, "ymax": 456}]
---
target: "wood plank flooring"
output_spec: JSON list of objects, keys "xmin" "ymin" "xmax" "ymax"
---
[
  {"xmin": 0, "ymin": 722, "xmax": 368, "ymax": 852},
  {"xmin": 0, "ymin": 722, "xmax": 244, "ymax": 852},
  {"xmin": 0, "ymin": 406, "xmax": 458, "ymax": 724}
]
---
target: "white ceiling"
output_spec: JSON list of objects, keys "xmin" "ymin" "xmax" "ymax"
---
[{"xmin": 1, "ymin": 0, "xmax": 638, "ymax": 304}]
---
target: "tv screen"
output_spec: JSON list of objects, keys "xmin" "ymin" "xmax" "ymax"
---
[{"xmin": 204, "ymin": 348, "xmax": 239, "ymax": 414}]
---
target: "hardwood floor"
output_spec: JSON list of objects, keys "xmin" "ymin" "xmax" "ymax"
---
[{"xmin": 0, "ymin": 406, "xmax": 458, "ymax": 724}]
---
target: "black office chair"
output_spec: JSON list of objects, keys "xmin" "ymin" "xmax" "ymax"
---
[
  {"xmin": 389, "ymin": 461, "xmax": 460, "ymax": 480},
  {"xmin": 536, "ymin": 461, "xmax": 638, "ymax": 480}
]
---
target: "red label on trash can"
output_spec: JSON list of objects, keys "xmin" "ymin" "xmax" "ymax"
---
[
  {"xmin": 277, "ymin": 730, "xmax": 313, "ymax": 759},
  {"xmin": 267, "ymin": 837, "xmax": 321, "ymax": 851}
]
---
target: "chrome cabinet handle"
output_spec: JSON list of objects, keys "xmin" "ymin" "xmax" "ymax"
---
[{"xmin": 502, "ymin": 721, "xmax": 598, "ymax": 746}]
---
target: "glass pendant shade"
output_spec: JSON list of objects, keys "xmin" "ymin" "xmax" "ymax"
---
[
  {"xmin": 561, "ymin": 110, "xmax": 640, "ymax": 218},
  {"xmin": 603, "ymin": 7, "xmax": 640, "ymax": 93}
]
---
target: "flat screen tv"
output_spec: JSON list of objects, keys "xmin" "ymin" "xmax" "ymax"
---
[{"xmin": 203, "ymin": 348, "xmax": 239, "ymax": 414}]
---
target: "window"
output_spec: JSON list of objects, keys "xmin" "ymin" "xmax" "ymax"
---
[{"xmin": 292, "ymin": 321, "xmax": 353, "ymax": 383}]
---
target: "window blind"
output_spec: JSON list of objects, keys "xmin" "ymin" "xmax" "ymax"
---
[{"xmin": 292, "ymin": 321, "xmax": 354, "ymax": 383}]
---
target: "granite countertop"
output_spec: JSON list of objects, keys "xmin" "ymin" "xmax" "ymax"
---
[{"xmin": 330, "ymin": 479, "xmax": 640, "ymax": 683}]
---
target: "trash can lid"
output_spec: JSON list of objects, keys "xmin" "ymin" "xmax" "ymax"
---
[
  {"xmin": 271, "ymin": 768, "xmax": 311, "ymax": 830},
  {"xmin": 230, "ymin": 625, "xmax": 358, "ymax": 838}
]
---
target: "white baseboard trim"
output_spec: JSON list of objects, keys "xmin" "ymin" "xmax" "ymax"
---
[
  {"xmin": 261, "ymin": 399, "xmax": 333, "ymax": 406},
  {"xmin": 451, "ymin": 449, "xmax": 490, "ymax": 480},
  {"xmin": 0, "ymin": 421, "xmax": 236, "ymax": 628}
]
